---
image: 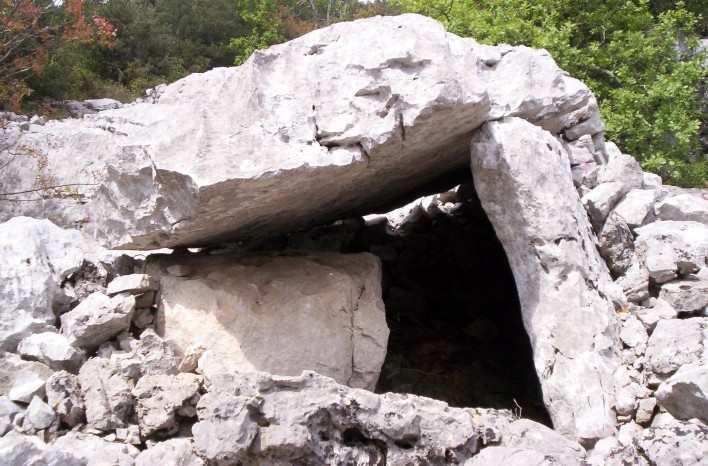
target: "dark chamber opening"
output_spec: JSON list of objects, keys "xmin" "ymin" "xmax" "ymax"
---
[
  {"xmin": 253, "ymin": 176, "xmax": 551, "ymax": 426},
  {"xmin": 364, "ymin": 181, "xmax": 551, "ymax": 426}
]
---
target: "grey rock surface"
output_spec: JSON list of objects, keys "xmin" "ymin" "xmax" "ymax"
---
[
  {"xmin": 133, "ymin": 373, "xmax": 201, "ymax": 437},
  {"xmin": 106, "ymin": 274, "xmax": 158, "ymax": 296},
  {"xmin": 470, "ymin": 117, "xmax": 620, "ymax": 445},
  {"xmin": 656, "ymin": 193, "xmax": 708, "ymax": 224},
  {"xmin": 133, "ymin": 328, "xmax": 181, "ymax": 377},
  {"xmin": 655, "ymin": 363, "xmax": 708, "ymax": 423},
  {"xmin": 135, "ymin": 438, "xmax": 204, "ymax": 466},
  {"xmin": 52, "ymin": 431, "xmax": 140, "ymax": 466},
  {"xmin": 645, "ymin": 318, "xmax": 706, "ymax": 379},
  {"xmin": 17, "ymin": 332, "xmax": 85, "ymax": 371},
  {"xmin": 46, "ymin": 371, "xmax": 85, "ymax": 427},
  {"xmin": 77, "ymin": 358, "xmax": 133, "ymax": 431},
  {"xmin": 658, "ymin": 274, "xmax": 708, "ymax": 315},
  {"xmin": 0, "ymin": 432, "xmax": 85, "ymax": 466},
  {"xmin": 611, "ymin": 188, "xmax": 660, "ymax": 230},
  {"xmin": 148, "ymin": 251, "xmax": 389, "ymax": 390},
  {"xmin": 61, "ymin": 292, "xmax": 135, "ymax": 348},
  {"xmin": 598, "ymin": 211, "xmax": 635, "ymax": 276},
  {"xmin": 0, "ymin": 217, "xmax": 84, "ymax": 351}
]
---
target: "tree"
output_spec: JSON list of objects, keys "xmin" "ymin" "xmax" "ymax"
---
[{"xmin": 0, "ymin": 0, "xmax": 116, "ymax": 110}]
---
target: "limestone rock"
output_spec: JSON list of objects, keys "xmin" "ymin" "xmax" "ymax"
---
[
  {"xmin": 595, "ymin": 147, "xmax": 644, "ymax": 192},
  {"xmin": 658, "ymin": 274, "xmax": 708, "ymax": 315},
  {"xmin": 633, "ymin": 421, "xmax": 708, "ymax": 465},
  {"xmin": 598, "ymin": 211, "xmax": 635, "ymax": 276},
  {"xmin": 0, "ymin": 396, "xmax": 23, "ymax": 436},
  {"xmin": 1, "ymin": 15, "xmax": 597, "ymax": 250},
  {"xmin": 46, "ymin": 371, "xmax": 85, "ymax": 427},
  {"xmin": 470, "ymin": 117, "xmax": 620, "ymax": 445},
  {"xmin": 106, "ymin": 273, "xmax": 158, "ymax": 296},
  {"xmin": 634, "ymin": 298, "xmax": 678, "ymax": 332},
  {"xmin": 615, "ymin": 263, "xmax": 649, "ymax": 304},
  {"xmin": 655, "ymin": 363, "xmax": 708, "ymax": 423},
  {"xmin": 147, "ymin": 251, "xmax": 389, "ymax": 390},
  {"xmin": 135, "ymin": 438, "xmax": 204, "ymax": 466},
  {"xmin": 582, "ymin": 181, "xmax": 626, "ymax": 231},
  {"xmin": 15, "ymin": 396, "xmax": 58, "ymax": 434},
  {"xmin": 611, "ymin": 188, "xmax": 659, "ymax": 230},
  {"xmin": 52, "ymin": 431, "xmax": 140, "ymax": 466},
  {"xmin": 133, "ymin": 373, "xmax": 201, "ymax": 437},
  {"xmin": 78, "ymin": 357, "xmax": 133, "ymax": 431},
  {"xmin": 634, "ymin": 221, "xmax": 708, "ymax": 284},
  {"xmin": 133, "ymin": 328, "xmax": 181, "ymax": 377},
  {"xmin": 0, "ymin": 432, "xmax": 84, "ymax": 466},
  {"xmin": 17, "ymin": 332, "xmax": 84, "ymax": 372},
  {"xmin": 6, "ymin": 363, "xmax": 50, "ymax": 403},
  {"xmin": 61, "ymin": 292, "xmax": 136, "ymax": 348},
  {"xmin": 464, "ymin": 447, "xmax": 561, "ymax": 466},
  {"xmin": 656, "ymin": 193, "xmax": 708, "ymax": 224},
  {"xmin": 0, "ymin": 217, "xmax": 84, "ymax": 351},
  {"xmin": 645, "ymin": 318, "xmax": 706, "ymax": 379}
]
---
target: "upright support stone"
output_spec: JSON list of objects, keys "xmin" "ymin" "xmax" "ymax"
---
[{"xmin": 470, "ymin": 117, "xmax": 620, "ymax": 446}]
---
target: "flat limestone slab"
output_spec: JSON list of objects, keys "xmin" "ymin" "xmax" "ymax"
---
[{"xmin": 146, "ymin": 251, "xmax": 389, "ymax": 390}]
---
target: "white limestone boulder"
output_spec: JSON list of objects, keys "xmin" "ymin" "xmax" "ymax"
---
[
  {"xmin": 645, "ymin": 318, "xmax": 706, "ymax": 380},
  {"xmin": 658, "ymin": 274, "xmax": 708, "ymax": 315},
  {"xmin": 51, "ymin": 431, "xmax": 140, "ymax": 466},
  {"xmin": 135, "ymin": 438, "xmax": 204, "ymax": 466},
  {"xmin": 655, "ymin": 362, "xmax": 708, "ymax": 423},
  {"xmin": 1, "ymin": 15, "xmax": 598, "ymax": 250},
  {"xmin": 17, "ymin": 332, "xmax": 84, "ymax": 372},
  {"xmin": 60, "ymin": 292, "xmax": 136, "ymax": 348},
  {"xmin": 634, "ymin": 221, "xmax": 708, "ymax": 284},
  {"xmin": 0, "ymin": 217, "xmax": 84, "ymax": 351},
  {"xmin": 78, "ymin": 357, "xmax": 134, "ymax": 431},
  {"xmin": 0, "ymin": 432, "xmax": 84, "ymax": 466},
  {"xmin": 656, "ymin": 193, "xmax": 708, "ymax": 224},
  {"xmin": 612, "ymin": 188, "xmax": 660, "ymax": 230},
  {"xmin": 148, "ymin": 251, "xmax": 389, "ymax": 391},
  {"xmin": 469, "ymin": 117, "xmax": 620, "ymax": 445},
  {"xmin": 133, "ymin": 373, "xmax": 201, "ymax": 437},
  {"xmin": 45, "ymin": 371, "xmax": 84, "ymax": 427}
]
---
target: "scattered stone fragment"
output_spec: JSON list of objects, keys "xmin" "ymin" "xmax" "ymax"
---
[
  {"xmin": 633, "ymin": 421, "xmax": 708, "ymax": 465},
  {"xmin": 598, "ymin": 211, "xmax": 635, "ymax": 276},
  {"xmin": 595, "ymin": 149, "xmax": 644, "ymax": 191},
  {"xmin": 655, "ymin": 363, "xmax": 708, "ymax": 423},
  {"xmin": 15, "ymin": 396, "xmax": 58, "ymax": 434},
  {"xmin": 634, "ymin": 221, "xmax": 708, "ymax": 284},
  {"xmin": 582, "ymin": 181, "xmax": 626, "ymax": 230},
  {"xmin": 132, "ymin": 308, "xmax": 155, "ymax": 329},
  {"xmin": 658, "ymin": 275, "xmax": 708, "ymax": 315},
  {"xmin": 645, "ymin": 318, "xmax": 706, "ymax": 380},
  {"xmin": 8, "ymin": 369, "xmax": 48, "ymax": 403},
  {"xmin": 179, "ymin": 344, "xmax": 206, "ymax": 373},
  {"xmin": 634, "ymin": 298, "xmax": 678, "ymax": 333},
  {"xmin": 17, "ymin": 332, "xmax": 85, "ymax": 372},
  {"xmin": 611, "ymin": 189, "xmax": 659, "ymax": 230},
  {"xmin": 133, "ymin": 373, "xmax": 201, "ymax": 438},
  {"xmin": 615, "ymin": 263, "xmax": 649, "ymax": 303},
  {"xmin": 635, "ymin": 397, "xmax": 656, "ymax": 426},
  {"xmin": 45, "ymin": 371, "xmax": 85, "ymax": 427},
  {"xmin": 656, "ymin": 193, "xmax": 708, "ymax": 224},
  {"xmin": 115, "ymin": 424, "xmax": 141, "ymax": 444},
  {"xmin": 619, "ymin": 315, "xmax": 648, "ymax": 355},
  {"xmin": 61, "ymin": 292, "xmax": 136, "ymax": 348},
  {"xmin": 52, "ymin": 431, "xmax": 140, "ymax": 466},
  {"xmin": 0, "ymin": 432, "xmax": 84, "ymax": 466},
  {"xmin": 78, "ymin": 358, "xmax": 133, "ymax": 431},
  {"xmin": 135, "ymin": 438, "xmax": 204, "ymax": 466},
  {"xmin": 0, "ymin": 396, "xmax": 23, "ymax": 436},
  {"xmin": 106, "ymin": 274, "xmax": 158, "ymax": 296},
  {"xmin": 134, "ymin": 328, "xmax": 181, "ymax": 376},
  {"xmin": 166, "ymin": 265, "xmax": 191, "ymax": 277}
]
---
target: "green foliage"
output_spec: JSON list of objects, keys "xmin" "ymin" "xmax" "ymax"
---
[
  {"xmin": 396, "ymin": 0, "xmax": 707, "ymax": 187},
  {"xmin": 229, "ymin": 0, "xmax": 287, "ymax": 65}
]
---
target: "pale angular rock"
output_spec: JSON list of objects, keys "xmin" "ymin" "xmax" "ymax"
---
[
  {"xmin": 470, "ymin": 117, "xmax": 620, "ymax": 445},
  {"xmin": 635, "ymin": 397, "xmax": 656, "ymax": 426},
  {"xmin": 134, "ymin": 328, "xmax": 180, "ymax": 376},
  {"xmin": 0, "ymin": 217, "xmax": 84, "ymax": 351},
  {"xmin": 635, "ymin": 221, "xmax": 708, "ymax": 284},
  {"xmin": 52, "ymin": 432, "xmax": 140, "ymax": 466},
  {"xmin": 15, "ymin": 396, "xmax": 57, "ymax": 433},
  {"xmin": 633, "ymin": 421, "xmax": 708, "ymax": 465},
  {"xmin": 658, "ymin": 275, "xmax": 708, "ymax": 315},
  {"xmin": 657, "ymin": 193, "xmax": 708, "ymax": 224},
  {"xmin": 615, "ymin": 263, "xmax": 649, "ymax": 303},
  {"xmin": 133, "ymin": 373, "xmax": 201, "ymax": 437},
  {"xmin": 178, "ymin": 344, "xmax": 205, "ymax": 373},
  {"xmin": 148, "ymin": 251, "xmax": 389, "ymax": 390},
  {"xmin": 595, "ymin": 147, "xmax": 644, "ymax": 192},
  {"xmin": 464, "ymin": 447, "xmax": 556, "ymax": 466},
  {"xmin": 1, "ymin": 15, "xmax": 596, "ymax": 250},
  {"xmin": 566, "ymin": 135, "xmax": 596, "ymax": 165},
  {"xmin": 83, "ymin": 98, "xmax": 122, "ymax": 112},
  {"xmin": 619, "ymin": 315, "xmax": 648, "ymax": 354},
  {"xmin": 135, "ymin": 438, "xmax": 204, "ymax": 466},
  {"xmin": 582, "ymin": 181, "xmax": 625, "ymax": 230},
  {"xmin": 17, "ymin": 332, "xmax": 84, "ymax": 371},
  {"xmin": 645, "ymin": 318, "xmax": 706, "ymax": 379},
  {"xmin": 612, "ymin": 188, "xmax": 659, "ymax": 230},
  {"xmin": 0, "ymin": 396, "xmax": 22, "ymax": 435},
  {"xmin": 106, "ymin": 274, "xmax": 158, "ymax": 296},
  {"xmin": 8, "ymin": 369, "xmax": 48, "ymax": 403},
  {"xmin": 598, "ymin": 211, "xmax": 635, "ymax": 276},
  {"xmin": 642, "ymin": 172, "xmax": 662, "ymax": 189},
  {"xmin": 634, "ymin": 298, "xmax": 678, "ymax": 332},
  {"xmin": 61, "ymin": 292, "xmax": 136, "ymax": 348},
  {"xmin": 78, "ymin": 357, "xmax": 133, "ymax": 431},
  {"xmin": 0, "ymin": 432, "xmax": 84, "ymax": 466},
  {"xmin": 46, "ymin": 371, "xmax": 84, "ymax": 427},
  {"xmin": 655, "ymin": 363, "xmax": 708, "ymax": 423}
]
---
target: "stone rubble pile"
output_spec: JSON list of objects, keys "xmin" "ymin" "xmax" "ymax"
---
[{"xmin": 0, "ymin": 13, "xmax": 707, "ymax": 466}]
